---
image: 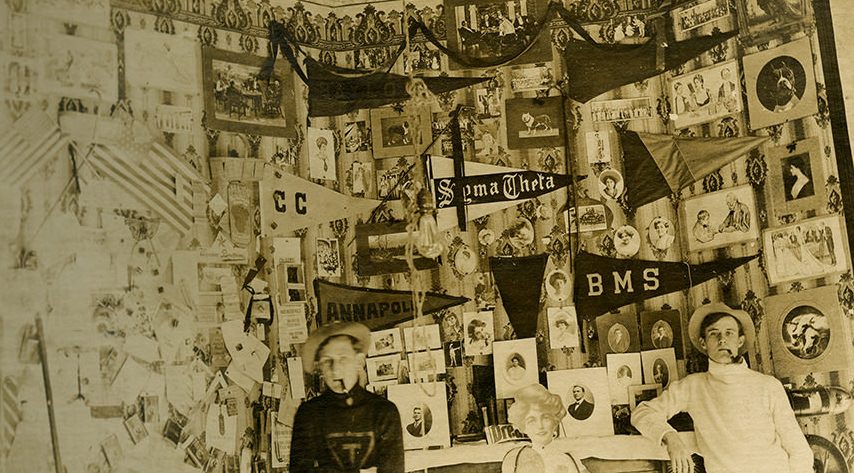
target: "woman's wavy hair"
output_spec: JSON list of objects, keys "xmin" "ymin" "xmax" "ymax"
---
[{"xmin": 507, "ymin": 383, "xmax": 566, "ymax": 432}]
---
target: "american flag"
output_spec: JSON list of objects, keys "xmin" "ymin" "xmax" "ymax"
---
[{"xmin": 0, "ymin": 110, "xmax": 68, "ymax": 186}]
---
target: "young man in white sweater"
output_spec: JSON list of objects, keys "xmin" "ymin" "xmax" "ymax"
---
[{"xmin": 631, "ymin": 303, "xmax": 812, "ymax": 473}]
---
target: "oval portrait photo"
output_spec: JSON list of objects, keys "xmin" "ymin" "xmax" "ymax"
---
[
  {"xmin": 545, "ymin": 269, "xmax": 571, "ymax": 303},
  {"xmin": 652, "ymin": 359, "xmax": 669, "ymax": 387},
  {"xmin": 782, "ymin": 304, "xmax": 830, "ymax": 360},
  {"xmin": 651, "ymin": 320, "xmax": 674, "ymax": 349},
  {"xmin": 508, "ymin": 218, "xmax": 535, "ymax": 249},
  {"xmin": 756, "ymin": 55, "xmax": 807, "ymax": 114},
  {"xmin": 616, "ymin": 365, "xmax": 633, "ymax": 386},
  {"xmin": 598, "ymin": 169, "xmax": 625, "ymax": 201},
  {"xmin": 647, "ymin": 217, "xmax": 676, "ymax": 251},
  {"xmin": 614, "ymin": 225, "xmax": 640, "ymax": 257},
  {"xmin": 566, "ymin": 384, "xmax": 595, "ymax": 421},
  {"xmin": 504, "ymin": 352, "xmax": 528, "ymax": 384},
  {"xmin": 608, "ymin": 323, "xmax": 631, "ymax": 353},
  {"xmin": 405, "ymin": 404, "xmax": 433, "ymax": 438}
]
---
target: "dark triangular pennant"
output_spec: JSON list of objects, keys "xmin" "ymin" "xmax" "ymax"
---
[
  {"xmin": 314, "ymin": 279, "xmax": 469, "ymax": 330},
  {"xmin": 490, "ymin": 254, "xmax": 549, "ymax": 339},
  {"xmin": 434, "ymin": 171, "xmax": 574, "ymax": 209},
  {"xmin": 573, "ymin": 252, "xmax": 757, "ymax": 319}
]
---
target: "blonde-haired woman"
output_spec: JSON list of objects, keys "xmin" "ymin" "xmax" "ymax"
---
[{"xmin": 502, "ymin": 384, "xmax": 589, "ymax": 473}]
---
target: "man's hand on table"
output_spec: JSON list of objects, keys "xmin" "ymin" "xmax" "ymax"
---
[{"xmin": 662, "ymin": 431, "xmax": 693, "ymax": 473}]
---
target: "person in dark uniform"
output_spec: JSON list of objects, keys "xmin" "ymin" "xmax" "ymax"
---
[
  {"xmin": 566, "ymin": 385, "xmax": 594, "ymax": 421},
  {"xmin": 291, "ymin": 322, "xmax": 404, "ymax": 473}
]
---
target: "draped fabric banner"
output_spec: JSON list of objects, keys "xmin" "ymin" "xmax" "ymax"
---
[
  {"xmin": 573, "ymin": 252, "xmax": 758, "ymax": 319},
  {"xmin": 622, "ymin": 131, "xmax": 769, "ymax": 208},
  {"xmin": 433, "ymin": 171, "xmax": 575, "ymax": 209},
  {"xmin": 314, "ymin": 279, "xmax": 469, "ymax": 330},
  {"xmin": 259, "ymin": 169, "xmax": 387, "ymax": 236},
  {"xmin": 490, "ymin": 254, "xmax": 549, "ymax": 339}
]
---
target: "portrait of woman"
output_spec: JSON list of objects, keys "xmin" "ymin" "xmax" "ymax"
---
[
  {"xmin": 690, "ymin": 73, "xmax": 712, "ymax": 109},
  {"xmin": 598, "ymin": 169, "xmax": 625, "ymax": 201},
  {"xmin": 782, "ymin": 154, "xmax": 814, "ymax": 201},
  {"xmin": 647, "ymin": 217, "xmax": 675, "ymax": 251},
  {"xmin": 508, "ymin": 218, "xmax": 535, "ymax": 249},
  {"xmin": 614, "ymin": 225, "xmax": 640, "ymax": 257},
  {"xmin": 505, "ymin": 353, "xmax": 527, "ymax": 383},
  {"xmin": 502, "ymin": 384, "xmax": 590, "ymax": 473},
  {"xmin": 464, "ymin": 312, "xmax": 493, "ymax": 356},
  {"xmin": 545, "ymin": 269, "xmax": 570, "ymax": 302}
]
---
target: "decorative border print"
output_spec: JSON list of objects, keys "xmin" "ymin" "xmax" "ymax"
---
[
  {"xmin": 640, "ymin": 309, "xmax": 685, "ymax": 359},
  {"xmin": 445, "ymin": 0, "xmax": 552, "ymax": 71},
  {"xmin": 670, "ymin": 60, "xmax": 742, "ymax": 129},
  {"xmin": 606, "ymin": 353, "xmax": 643, "ymax": 405},
  {"xmin": 505, "ymin": 96, "xmax": 565, "ymax": 150},
  {"xmin": 369, "ymin": 108, "xmax": 430, "ymax": 159},
  {"xmin": 640, "ymin": 348, "xmax": 678, "ymax": 390},
  {"xmin": 736, "ymin": 0, "xmax": 812, "ymax": 46},
  {"xmin": 590, "ymin": 97, "xmax": 653, "ymax": 123},
  {"xmin": 387, "ymin": 383, "xmax": 451, "ymax": 449},
  {"xmin": 493, "ymin": 338, "xmax": 539, "ymax": 399},
  {"xmin": 673, "ymin": 0, "xmax": 730, "ymax": 35},
  {"xmin": 742, "ymin": 37, "xmax": 817, "ymax": 130},
  {"xmin": 765, "ymin": 138, "xmax": 826, "ymax": 223},
  {"xmin": 762, "ymin": 215, "xmax": 848, "ymax": 286},
  {"xmin": 202, "ymin": 47, "xmax": 296, "ymax": 138},
  {"xmin": 765, "ymin": 285, "xmax": 850, "ymax": 378},
  {"xmin": 547, "ymin": 367, "xmax": 614, "ymax": 437},
  {"xmin": 681, "ymin": 184, "xmax": 760, "ymax": 252},
  {"xmin": 596, "ymin": 312, "xmax": 640, "ymax": 356}
]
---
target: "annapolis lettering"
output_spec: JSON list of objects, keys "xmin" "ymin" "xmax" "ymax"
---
[
  {"xmin": 325, "ymin": 299, "xmax": 414, "ymax": 323},
  {"xmin": 434, "ymin": 171, "xmax": 571, "ymax": 208}
]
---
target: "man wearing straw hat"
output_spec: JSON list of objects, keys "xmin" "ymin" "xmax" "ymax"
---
[
  {"xmin": 290, "ymin": 321, "xmax": 404, "ymax": 473},
  {"xmin": 631, "ymin": 303, "xmax": 812, "ymax": 473}
]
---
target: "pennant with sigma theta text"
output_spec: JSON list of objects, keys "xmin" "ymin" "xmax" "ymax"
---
[
  {"xmin": 490, "ymin": 254, "xmax": 549, "ymax": 339},
  {"xmin": 433, "ymin": 171, "xmax": 576, "ymax": 209},
  {"xmin": 573, "ymin": 252, "xmax": 758, "ymax": 320},
  {"xmin": 314, "ymin": 279, "xmax": 469, "ymax": 331},
  {"xmin": 621, "ymin": 131, "xmax": 769, "ymax": 208}
]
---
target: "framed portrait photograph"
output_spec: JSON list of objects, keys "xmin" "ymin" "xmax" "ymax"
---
[
  {"xmin": 202, "ymin": 47, "xmax": 295, "ymax": 138},
  {"xmin": 344, "ymin": 120, "xmax": 371, "ymax": 154},
  {"xmin": 590, "ymin": 97, "xmax": 653, "ymax": 123},
  {"xmin": 445, "ymin": 0, "xmax": 552, "ymax": 71},
  {"xmin": 641, "ymin": 348, "xmax": 678, "ymax": 390},
  {"xmin": 404, "ymin": 324, "xmax": 442, "ymax": 352},
  {"xmin": 681, "ymin": 184, "xmax": 760, "ymax": 252},
  {"xmin": 646, "ymin": 216, "xmax": 676, "ymax": 253},
  {"xmin": 628, "ymin": 383, "xmax": 663, "ymax": 410},
  {"xmin": 606, "ymin": 353, "xmax": 643, "ymax": 405},
  {"xmin": 369, "ymin": 328, "xmax": 403, "ymax": 356},
  {"xmin": 464, "ymin": 310, "xmax": 494, "ymax": 356},
  {"xmin": 370, "ymin": 108, "xmax": 429, "ymax": 159},
  {"xmin": 585, "ymin": 130, "xmax": 613, "ymax": 166},
  {"xmin": 765, "ymin": 285, "xmax": 850, "ymax": 378},
  {"xmin": 742, "ymin": 37, "xmax": 817, "ymax": 130},
  {"xmin": 765, "ymin": 137, "xmax": 825, "ymax": 221},
  {"xmin": 596, "ymin": 312, "xmax": 640, "ymax": 356},
  {"xmin": 307, "ymin": 127, "xmax": 337, "ymax": 181},
  {"xmin": 375, "ymin": 156, "xmax": 415, "ymax": 201},
  {"xmin": 640, "ymin": 309, "xmax": 685, "ymax": 358},
  {"xmin": 548, "ymin": 306, "xmax": 580, "ymax": 349},
  {"xmin": 387, "ymin": 383, "xmax": 450, "ymax": 449},
  {"xmin": 547, "ymin": 367, "xmax": 614, "ymax": 437},
  {"xmin": 763, "ymin": 215, "xmax": 848, "ymax": 286},
  {"xmin": 505, "ymin": 96, "xmax": 565, "ymax": 150},
  {"xmin": 407, "ymin": 350, "xmax": 447, "ymax": 382},
  {"xmin": 567, "ymin": 204, "xmax": 609, "ymax": 234},
  {"xmin": 355, "ymin": 221, "xmax": 439, "ymax": 276},
  {"xmin": 614, "ymin": 225, "xmax": 641, "ymax": 258},
  {"xmin": 509, "ymin": 64, "xmax": 555, "ymax": 92},
  {"xmin": 670, "ymin": 60, "xmax": 742, "ymax": 129},
  {"xmin": 673, "ymin": 0, "xmax": 730, "ymax": 35},
  {"xmin": 736, "ymin": 0, "xmax": 811, "ymax": 45},
  {"xmin": 315, "ymin": 238, "xmax": 342, "ymax": 278},
  {"xmin": 493, "ymin": 338, "xmax": 539, "ymax": 399},
  {"xmin": 598, "ymin": 169, "xmax": 625, "ymax": 201},
  {"xmin": 545, "ymin": 269, "xmax": 571, "ymax": 303},
  {"xmin": 367, "ymin": 353, "xmax": 401, "ymax": 383}
]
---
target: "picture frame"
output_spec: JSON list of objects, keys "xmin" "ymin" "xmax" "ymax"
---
[
  {"xmin": 369, "ymin": 328, "xmax": 403, "ymax": 356},
  {"xmin": 493, "ymin": 338, "xmax": 539, "ymax": 399},
  {"xmin": 387, "ymin": 383, "xmax": 451, "ymax": 449},
  {"xmin": 375, "ymin": 156, "xmax": 416, "ymax": 201},
  {"xmin": 681, "ymin": 184, "xmax": 760, "ymax": 252},
  {"xmin": 566, "ymin": 204, "xmax": 609, "ymax": 234},
  {"xmin": 742, "ymin": 37, "xmax": 818, "ymax": 130},
  {"xmin": 763, "ymin": 215, "xmax": 849, "ymax": 286},
  {"xmin": 628, "ymin": 383, "xmax": 663, "ymax": 410},
  {"xmin": 404, "ymin": 324, "xmax": 442, "ymax": 352},
  {"xmin": 444, "ymin": 0, "xmax": 552, "ymax": 71},
  {"xmin": 736, "ymin": 0, "xmax": 812, "ymax": 46},
  {"xmin": 670, "ymin": 60, "xmax": 742, "ymax": 129},
  {"xmin": 355, "ymin": 221, "xmax": 440, "ymax": 276},
  {"xmin": 640, "ymin": 348, "xmax": 678, "ymax": 390},
  {"xmin": 640, "ymin": 309, "xmax": 685, "ymax": 359},
  {"xmin": 544, "ymin": 269, "xmax": 571, "ymax": 303},
  {"xmin": 202, "ymin": 47, "xmax": 296, "ymax": 138},
  {"xmin": 765, "ymin": 285, "xmax": 850, "ymax": 378},
  {"xmin": 366, "ymin": 353, "xmax": 401, "ymax": 383},
  {"xmin": 315, "ymin": 238, "xmax": 342, "ymax": 278},
  {"xmin": 509, "ymin": 64, "xmax": 555, "ymax": 92},
  {"xmin": 765, "ymin": 137, "xmax": 825, "ymax": 222},
  {"xmin": 590, "ymin": 97, "xmax": 653, "ymax": 123},
  {"xmin": 673, "ymin": 0, "xmax": 731, "ymax": 35},
  {"xmin": 614, "ymin": 225, "xmax": 641, "ymax": 258},
  {"xmin": 348, "ymin": 160, "xmax": 374, "ymax": 197},
  {"xmin": 547, "ymin": 367, "xmax": 614, "ymax": 437},
  {"xmin": 369, "ymin": 108, "xmax": 430, "ymax": 159},
  {"xmin": 606, "ymin": 353, "xmax": 643, "ymax": 405},
  {"xmin": 505, "ymin": 96, "xmax": 565, "ymax": 150},
  {"xmin": 598, "ymin": 169, "xmax": 625, "ymax": 201},
  {"xmin": 407, "ymin": 350, "xmax": 447, "ymax": 382},
  {"xmin": 307, "ymin": 127, "xmax": 337, "ymax": 181},
  {"xmin": 548, "ymin": 306, "xmax": 580, "ymax": 349},
  {"xmin": 464, "ymin": 310, "xmax": 494, "ymax": 356},
  {"xmin": 596, "ymin": 312, "xmax": 640, "ymax": 356}
]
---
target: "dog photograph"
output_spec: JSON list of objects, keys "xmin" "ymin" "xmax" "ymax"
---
[{"xmin": 505, "ymin": 97, "xmax": 564, "ymax": 149}]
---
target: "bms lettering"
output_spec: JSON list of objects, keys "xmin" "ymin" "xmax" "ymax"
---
[
  {"xmin": 502, "ymin": 173, "xmax": 556, "ymax": 200},
  {"xmin": 273, "ymin": 190, "xmax": 307, "ymax": 214},
  {"xmin": 585, "ymin": 268, "xmax": 660, "ymax": 296}
]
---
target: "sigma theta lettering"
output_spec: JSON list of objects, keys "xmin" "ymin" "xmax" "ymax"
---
[
  {"xmin": 273, "ymin": 190, "xmax": 307, "ymax": 214},
  {"xmin": 585, "ymin": 268, "xmax": 660, "ymax": 296}
]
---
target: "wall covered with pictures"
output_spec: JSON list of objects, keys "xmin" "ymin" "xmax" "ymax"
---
[{"xmin": 3, "ymin": 0, "xmax": 854, "ymax": 471}]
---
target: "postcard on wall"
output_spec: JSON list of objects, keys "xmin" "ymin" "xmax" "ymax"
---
[
  {"xmin": 278, "ymin": 302, "xmax": 308, "ymax": 347},
  {"xmin": 640, "ymin": 309, "xmax": 685, "ymax": 359},
  {"xmin": 681, "ymin": 184, "xmax": 760, "ymax": 252},
  {"xmin": 763, "ymin": 215, "xmax": 848, "ymax": 286},
  {"xmin": 344, "ymin": 120, "xmax": 371, "ymax": 154},
  {"xmin": 463, "ymin": 311, "xmax": 494, "ymax": 356},
  {"xmin": 124, "ymin": 28, "xmax": 199, "ymax": 93},
  {"xmin": 367, "ymin": 353, "xmax": 401, "ymax": 383},
  {"xmin": 673, "ymin": 0, "xmax": 730, "ymax": 34},
  {"xmin": 606, "ymin": 353, "xmax": 643, "ymax": 405},
  {"xmin": 369, "ymin": 328, "xmax": 403, "ymax": 356},
  {"xmin": 408, "ymin": 350, "xmax": 446, "ymax": 382},
  {"xmin": 629, "ymin": 384, "xmax": 663, "ymax": 410},
  {"xmin": 505, "ymin": 97, "xmax": 565, "ymax": 150},
  {"xmin": 640, "ymin": 348, "xmax": 678, "ymax": 390},
  {"xmin": 596, "ymin": 312, "xmax": 640, "ymax": 356},
  {"xmin": 44, "ymin": 34, "xmax": 118, "ymax": 102},
  {"xmin": 736, "ymin": 0, "xmax": 811, "ymax": 45},
  {"xmin": 548, "ymin": 306, "xmax": 580, "ymax": 349},
  {"xmin": 590, "ymin": 97, "xmax": 653, "ymax": 123},
  {"xmin": 316, "ymin": 238, "xmax": 342, "ymax": 278},
  {"xmin": 509, "ymin": 65, "xmax": 555, "ymax": 92},
  {"xmin": 585, "ymin": 130, "xmax": 612, "ymax": 166},
  {"xmin": 404, "ymin": 325, "xmax": 442, "ymax": 352},
  {"xmin": 670, "ymin": 60, "xmax": 742, "ymax": 129},
  {"xmin": 566, "ymin": 204, "xmax": 609, "ymax": 234},
  {"xmin": 355, "ymin": 221, "xmax": 439, "ymax": 276},
  {"xmin": 307, "ymin": 127, "xmax": 337, "ymax": 181},
  {"xmin": 493, "ymin": 338, "xmax": 539, "ymax": 399},
  {"xmin": 387, "ymin": 383, "xmax": 451, "ymax": 449},
  {"xmin": 764, "ymin": 137, "xmax": 826, "ymax": 221},
  {"xmin": 547, "ymin": 367, "xmax": 614, "ymax": 437}
]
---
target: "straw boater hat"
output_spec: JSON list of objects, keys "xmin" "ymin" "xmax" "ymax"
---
[
  {"xmin": 688, "ymin": 302, "xmax": 755, "ymax": 355},
  {"xmin": 300, "ymin": 321, "xmax": 371, "ymax": 374}
]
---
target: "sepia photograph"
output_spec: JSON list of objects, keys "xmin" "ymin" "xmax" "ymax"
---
[
  {"xmin": 765, "ymin": 137, "xmax": 826, "ymax": 220},
  {"xmin": 763, "ymin": 215, "xmax": 848, "ymax": 285},
  {"xmin": 493, "ymin": 338, "xmax": 538, "ymax": 398},
  {"xmin": 606, "ymin": 353, "xmax": 643, "ymax": 405},
  {"xmin": 597, "ymin": 312, "xmax": 640, "ymax": 356},
  {"xmin": 366, "ymin": 353, "xmax": 400, "ymax": 383},
  {"xmin": 544, "ymin": 269, "xmax": 571, "ymax": 303},
  {"xmin": 673, "ymin": 0, "xmax": 730, "ymax": 34},
  {"xmin": 547, "ymin": 367, "xmax": 614, "ymax": 437},
  {"xmin": 369, "ymin": 328, "xmax": 403, "ymax": 356},
  {"xmin": 567, "ymin": 204, "xmax": 609, "ymax": 234},
  {"xmin": 640, "ymin": 348, "xmax": 678, "ymax": 390},
  {"xmin": 505, "ymin": 96, "xmax": 565, "ymax": 149},
  {"xmin": 548, "ymin": 306, "xmax": 580, "ymax": 349},
  {"xmin": 463, "ymin": 310, "xmax": 494, "ymax": 356},
  {"xmin": 387, "ymin": 383, "xmax": 451, "ymax": 450},
  {"xmin": 307, "ymin": 127, "xmax": 337, "ymax": 181},
  {"xmin": 614, "ymin": 225, "xmax": 641, "ymax": 258},
  {"xmin": 670, "ymin": 60, "xmax": 742, "ymax": 129},
  {"xmin": 641, "ymin": 309, "xmax": 685, "ymax": 358}
]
